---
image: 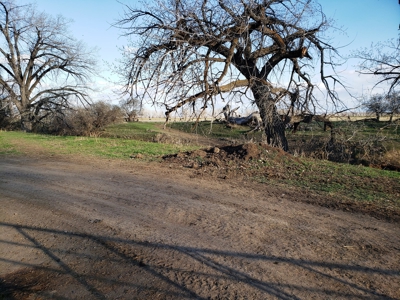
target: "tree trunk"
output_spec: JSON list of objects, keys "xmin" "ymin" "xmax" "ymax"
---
[
  {"xmin": 252, "ymin": 83, "xmax": 289, "ymax": 151},
  {"xmin": 389, "ymin": 113, "xmax": 393, "ymax": 123},
  {"xmin": 20, "ymin": 110, "xmax": 34, "ymax": 132}
]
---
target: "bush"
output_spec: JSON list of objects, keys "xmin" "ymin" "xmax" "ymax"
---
[
  {"xmin": 45, "ymin": 101, "xmax": 123, "ymax": 136},
  {"xmin": 290, "ymin": 121, "xmax": 393, "ymax": 167}
]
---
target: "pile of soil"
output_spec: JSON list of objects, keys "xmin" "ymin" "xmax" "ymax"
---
[{"xmin": 163, "ymin": 143, "xmax": 294, "ymax": 178}]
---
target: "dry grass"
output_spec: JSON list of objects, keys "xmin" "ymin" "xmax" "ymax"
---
[
  {"xmin": 329, "ymin": 115, "xmax": 400, "ymax": 122},
  {"xmin": 383, "ymin": 149, "xmax": 400, "ymax": 167}
]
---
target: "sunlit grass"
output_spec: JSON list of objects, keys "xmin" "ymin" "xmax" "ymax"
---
[
  {"xmin": 253, "ymin": 155, "xmax": 400, "ymax": 209},
  {"xmin": 0, "ymin": 131, "xmax": 198, "ymax": 159},
  {"xmin": 102, "ymin": 122, "xmax": 161, "ymax": 140}
]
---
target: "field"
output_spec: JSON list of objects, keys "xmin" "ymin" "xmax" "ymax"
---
[
  {"xmin": 0, "ymin": 119, "xmax": 400, "ymax": 299},
  {"xmin": 1, "ymin": 119, "xmax": 400, "ymax": 218}
]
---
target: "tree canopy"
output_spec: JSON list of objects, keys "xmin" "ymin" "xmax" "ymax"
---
[
  {"xmin": 0, "ymin": 1, "xmax": 96, "ymax": 131},
  {"xmin": 117, "ymin": 0, "xmax": 344, "ymax": 150}
]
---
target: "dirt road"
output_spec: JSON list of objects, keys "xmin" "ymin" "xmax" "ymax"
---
[{"xmin": 1, "ymin": 156, "xmax": 399, "ymax": 299}]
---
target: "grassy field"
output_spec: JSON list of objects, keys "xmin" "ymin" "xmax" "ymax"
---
[
  {"xmin": 0, "ymin": 129, "xmax": 197, "ymax": 159},
  {"xmin": 1, "ymin": 119, "xmax": 399, "ymax": 218}
]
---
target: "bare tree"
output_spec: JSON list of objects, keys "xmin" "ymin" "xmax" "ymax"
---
[
  {"xmin": 363, "ymin": 92, "xmax": 400, "ymax": 122},
  {"xmin": 0, "ymin": 1, "xmax": 96, "ymax": 131},
  {"xmin": 116, "ymin": 0, "xmax": 344, "ymax": 151},
  {"xmin": 363, "ymin": 94, "xmax": 387, "ymax": 121},
  {"xmin": 119, "ymin": 96, "xmax": 141, "ymax": 122},
  {"xmin": 48, "ymin": 101, "xmax": 123, "ymax": 136}
]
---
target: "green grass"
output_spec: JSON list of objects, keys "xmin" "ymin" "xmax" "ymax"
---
[
  {"xmin": 101, "ymin": 122, "xmax": 162, "ymax": 141},
  {"xmin": 0, "ymin": 131, "xmax": 197, "ymax": 160},
  {"xmin": 0, "ymin": 132, "xmax": 20, "ymax": 155},
  {"xmin": 252, "ymin": 155, "xmax": 400, "ymax": 209}
]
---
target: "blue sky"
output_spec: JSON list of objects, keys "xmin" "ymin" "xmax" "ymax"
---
[
  {"xmin": 32, "ymin": 0, "xmax": 400, "ymax": 110},
  {"xmin": 319, "ymin": 0, "xmax": 399, "ymax": 51}
]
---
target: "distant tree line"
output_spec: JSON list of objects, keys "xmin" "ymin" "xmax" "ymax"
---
[{"xmin": 363, "ymin": 92, "xmax": 400, "ymax": 122}]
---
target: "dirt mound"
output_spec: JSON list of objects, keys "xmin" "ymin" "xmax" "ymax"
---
[
  {"xmin": 163, "ymin": 142, "xmax": 301, "ymax": 181},
  {"xmin": 217, "ymin": 143, "xmax": 270, "ymax": 160}
]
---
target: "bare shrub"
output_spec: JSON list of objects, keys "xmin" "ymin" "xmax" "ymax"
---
[
  {"xmin": 0, "ymin": 108, "xmax": 17, "ymax": 130},
  {"xmin": 46, "ymin": 102, "xmax": 123, "ymax": 136},
  {"xmin": 290, "ymin": 122, "xmax": 388, "ymax": 166},
  {"xmin": 328, "ymin": 130, "xmax": 386, "ymax": 165}
]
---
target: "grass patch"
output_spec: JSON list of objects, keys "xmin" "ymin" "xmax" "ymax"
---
[
  {"xmin": 0, "ymin": 131, "xmax": 198, "ymax": 159},
  {"xmin": 102, "ymin": 122, "xmax": 162, "ymax": 141},
  {"xmin": 256, "ymin": 157, "xmax": 400, "ymax": 210},
  {"xmin": 168, "ymin": 121, "xmax": 399, "ymax": 210},
  {"xmin": 0, "ymin": 132, "xmax": 20, "ymax": 155}
]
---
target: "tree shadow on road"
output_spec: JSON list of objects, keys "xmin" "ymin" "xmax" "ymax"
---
[{"xmin": 0, "ymin": 221, "xmax": 398, "ymax": 299}]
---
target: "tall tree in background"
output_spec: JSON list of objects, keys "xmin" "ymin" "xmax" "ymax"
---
[
  {"xmin": 119, "ymin": 97, "xmax": 141, "ymax": 122},
  {"xmin": 0, "ymin": 1, "xmax": 96, "ymax": 131},
  {"xmin": 363, "ymin": 94, "xmax": 387, "ymax": 121},
  {"xmin": 117, "ymin": 0, "xmax": 344, "ymax": 151}
]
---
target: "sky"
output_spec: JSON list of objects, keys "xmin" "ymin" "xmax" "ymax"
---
[{"xmin": 31, "ymin": 0, "xmax": 400, "ymax": 113}]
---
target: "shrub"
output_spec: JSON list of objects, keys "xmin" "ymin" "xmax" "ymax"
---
[{"xmin": 44, "ymin": 101, "xmax": 123, "ymax": 136}]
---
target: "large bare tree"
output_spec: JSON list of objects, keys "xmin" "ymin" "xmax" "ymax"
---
[
  {"xmin": 0, "ymin": 1, "xmax": 96, "ymax": 131},
  {"xmin": 117, "ymin": 0, "xmax": 343, "ymax": 150}
]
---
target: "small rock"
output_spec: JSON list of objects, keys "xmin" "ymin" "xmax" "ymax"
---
[
  {"xmin": 190, "ymin": 162, "xmax": 200, "ymax": 169},
  {"xmin": 212, "ymin": 147, "xmax": 220, "ymax": 154},
  {"xmin": 190, "ymin": 150, "xmax": 207, "ymax": 158}
]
